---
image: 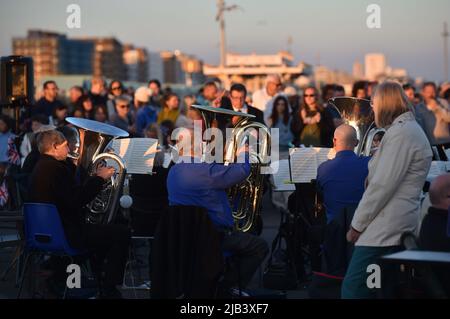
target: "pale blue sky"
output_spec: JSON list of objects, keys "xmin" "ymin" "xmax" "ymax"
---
[{"xmin": 1, "ymin": 0, "xmax": 449, "ymax": 81}]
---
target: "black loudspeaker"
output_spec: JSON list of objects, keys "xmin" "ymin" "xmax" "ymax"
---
[{"xmin": 0, "ymin": 55, "xmax": 34, "ymax": 106}]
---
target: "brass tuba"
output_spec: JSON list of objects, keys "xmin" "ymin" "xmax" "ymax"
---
[
  {"xmin": 191, "ymin": 105, "xmax": 271, "ymax": 233},
  {"xmin": 65, "ymin": 117, "xmax": 129, "ymax": 224},
  {"xmin": 328, "ymin": 97, "xmax": 385, "ymax": 156}
]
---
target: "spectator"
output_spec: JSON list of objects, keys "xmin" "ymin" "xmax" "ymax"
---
[
  {"xmin": 51, "ymin": 104, "xmax": 68, "ymax": 128},
  {"xmin": 0, "ymin": 115, "xmax": 16, "ymax": 164},
  {"xmin": 252, "ymin": 74, "xmax": 284, "ymax": 124},
  {"xmin": 94, "ymin": 105, "xmax": 109, "ymax": 123},
  {"xmin": 135, "ymin": 87, "xmax": 158, "ymax": 137},
  {"xmin": 68, "ymin": 86, "xmax": 84, "ymax": 113},
  {"xmin": 157, "ymin": 93, "xmax": 180, "ymax": 125},
  {"xmin": 196, "ymin": 81, "xmax": 218, "ymax": 106},
  {"xmin": 88, "ymin": 77, "xmax": 108, "ymax": 107},
  {"xmin": 110, "ymin": 96, "xmax": 134, "ymax": 134},
  {"xmin": 268, "ymin": 95, "xmax": 293, "ymax": 148},
  {"xmin": 415, "ymin": 82, "xmax": 450, "ymax": 148},
  {"xmin": 106, "ymin": 80, "xmax": 126, "ymax": 120},
  {"xmin": 291, "ymin": 86, "xmax": 334, "ymax": 147},
  {"xmin": 33, "ymin": 81, "xmax": 64, "ymax": 118},
  {"xmin": 148, "ymin": 79, "xmax": 163, "ymax": 108},
  {"xmin": 402, "ymin": 83, "xmax": 416, "ymax": 105},
  {"xmin": 351, "ymin": 81, "xmax": 368, "ymax": 99},
  {"xmin": 77, "ymin": 95, "xmax": 95, "ymax": 119},
  {"xmin": 20, "ymin": 114, "xmax": 49, "ymax": 164}
]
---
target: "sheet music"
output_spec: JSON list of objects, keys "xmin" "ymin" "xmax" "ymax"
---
[
  {"xmin": 110, "ymin": 138, "xmax": 159, "ymax": 174},
  {"xmin": 427, "ymin": 161, "xmax": 449, "ymax": 182},
  {"xmin": 271, "ymin": 160, "xmax": 295, "ymax": 192},
  {"xmin": 289, "ymin": 147, "xmax": 336, "ymax": 183}
]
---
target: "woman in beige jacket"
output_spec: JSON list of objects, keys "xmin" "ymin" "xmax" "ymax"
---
[{"xmin": 342, "ymin": 81, "xmax": 432, "ymax": 299}]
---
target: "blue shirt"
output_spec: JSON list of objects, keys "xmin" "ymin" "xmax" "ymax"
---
[
  {"xmin": 136, "ymin": 105, "xmax": 158, "ymax": 137},
  {"xmin": 317, "ymin": 150, "xmax": 370, "ymax": 223},
  {"xmin": 167, "ymin": 159, "xmax": 251, "ymax": 228}
]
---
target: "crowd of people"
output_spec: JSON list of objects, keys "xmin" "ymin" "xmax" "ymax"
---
[{"xmin": 1, "ymin": 72, "xmax": 450, "ymax": 299}]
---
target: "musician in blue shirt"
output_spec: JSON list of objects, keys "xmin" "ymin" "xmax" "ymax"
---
[
  {"xmin": 167, "ymin": 129, "xmax": 268, "ymax": 293},
  {"xmin": 317, "ymin": 124, "xmax": 370, "ymax": 223}
]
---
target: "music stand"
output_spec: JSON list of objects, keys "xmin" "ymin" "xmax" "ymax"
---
[
  {"xmin": 108, "ymin": 138, "xmax": 159, "ymax": 296},
  {"xmin": 288, "ymin": 147, "xmax": 336, "ymax": 278}
]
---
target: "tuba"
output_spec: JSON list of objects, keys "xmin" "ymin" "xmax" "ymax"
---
[
  {"xmin": 66, "ymin": 117, "xmax": 129, "ymax": 224},
  {"xmin": 191, "ymin": 105, "xmax": 271, "ymax": 233},
  {"xmin": 328, "ymin": 97, "xmax": 385, "ymax": 156}
]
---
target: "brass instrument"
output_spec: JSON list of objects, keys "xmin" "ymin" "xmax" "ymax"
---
[
  {"xmin": 66, "ymin": 117, "xmax": 129, "ymax": 224},
  {"xmin": 191, "ymin": 105, "xmax": 271, "ymax": 233},
  {"xmin": 328, "ymin": 97, "xmax": 385, "ymax": 156}
]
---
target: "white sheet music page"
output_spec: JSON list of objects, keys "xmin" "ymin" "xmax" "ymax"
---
[
  {"xmin": 289, "ymin": 147, "xmax": 336, "ymax": 183},
  {"xmin": 110, "ymin": 138, "xmax": 159, "ymax": 174},
  {"xmin": 271, "ymin": 159, "xmax": 295, "ymax": 192}
]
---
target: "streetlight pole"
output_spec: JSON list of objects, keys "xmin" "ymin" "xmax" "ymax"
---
[{"xmin": 443, "ymin": 22, "xmax": 449, "ymax": 82}]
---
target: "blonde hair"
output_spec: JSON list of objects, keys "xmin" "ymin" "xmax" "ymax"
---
[{"xmin": 372, "ymin": 81, "xmax": 411, "ymax": 128}]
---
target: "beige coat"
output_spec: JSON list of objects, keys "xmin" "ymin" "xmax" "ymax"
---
[{"xmin": 352, "ymin": 111, "xmax": 432, "ymax": 247}]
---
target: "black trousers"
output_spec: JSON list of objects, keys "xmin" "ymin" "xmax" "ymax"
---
[
  {"xmin": 82, "ymin": 224, "xmax": 131, "ymax": 290},
  {"xmin": 221, "ymin": 231, "xmax": 269, "ymax": 288}
]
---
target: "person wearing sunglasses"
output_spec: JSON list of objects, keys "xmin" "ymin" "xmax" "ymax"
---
[
  {"xmin": 291, "ymin": 86, "xmax": 334, "ymax": 148},
  {"xmin": 110, "ymin": 95, "xmax": 135, "ymax": 135},
  {"xmin": 107, "ymin": 80, "xmax": 126, "ymax": 120}
]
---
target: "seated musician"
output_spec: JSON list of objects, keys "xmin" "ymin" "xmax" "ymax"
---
[
  {"xmin": 419, "ymin": 173, "xmax": 450, "ymax": 295},
  {"xmin": 167, "ymin": 129, "xmax": 268, "ymax": 295},
  {"xmin": 29, "ymin": 130, "xmax": 131, "ymax": 298},
  {"xmin": 317, "ymin": 124, "xmax": 370, "ymax": 224}
]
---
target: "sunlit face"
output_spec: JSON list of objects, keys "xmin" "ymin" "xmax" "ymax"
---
[
  {"xmin": 149, "ymin": 82, "xmax": 160, "ymax": 96},
  {"xmin": 110, "ymin": 81, "xmax": 123, "ymax": 96},
  {"xmin": 304, "ymin": 88, "xmax": 317, "ymax": 107},
  {"xmin": 204, "ymin": 85, "xmax": 218, "ymax": 101},
  {"xmin": 167, "ymin": 96, "xmax": 180, "ymax": 110},
  {"xmin": 116, "ymin": 102, "xmax": 130, "ymax": 118},
  {"xmin": 422, "ymin": 85, "xmax": 436, "ymax": 100},
  {"xmin": 266, "ymin": 79, "xmax": 282, "ymax": 97},
  {"xmin": 54, "ymin": 140, "xmax": 69, "ymax": 161},
  {"xmin": 404, "ymin": 88, "xmax": 415, "ymax": 103},
  {"xmin": 44, "ymin": 83, "xmax": 59, "ymax": 100},
  {"xmin": 69, "ymin": 88, "xmax": 82, "ymax": 103},
  {"xmin": 230, "ymin": 90, "xmax": 246, "ymax": 110}
]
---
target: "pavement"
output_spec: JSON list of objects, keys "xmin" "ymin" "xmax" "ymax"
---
[{"xmin": 0, "ymin": 190, "xmax": 310, "ymax": 299}]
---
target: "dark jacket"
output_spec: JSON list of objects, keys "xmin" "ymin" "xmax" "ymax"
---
[
  {"xmin": 150, "ymin": 205, "xmax": 224, "ymax": 299},
  {"xmin": 291, "ymin": 108, "xmax": 334, "ymax": 147},
  {"xmin": 28, "ymin": 154, "xmax": 104, "ymax": 248}
]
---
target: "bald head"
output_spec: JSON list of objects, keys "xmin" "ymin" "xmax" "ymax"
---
[
  {"xmin": 333, "ymin": 124, "xmax": 358, "ymax": 152},
  {"xmin": 429, "ymin": 174, "xmax": 450, "ymax": 210}
]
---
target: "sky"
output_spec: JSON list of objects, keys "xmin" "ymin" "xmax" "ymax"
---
[{"xmin": 1, "ymin": 0, "xmax": 449, "ymax": 82}]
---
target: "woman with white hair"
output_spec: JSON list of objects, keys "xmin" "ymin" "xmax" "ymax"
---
[{"xmin": 342, "ymin": 81, "xmax": 433, "ymax": 299}]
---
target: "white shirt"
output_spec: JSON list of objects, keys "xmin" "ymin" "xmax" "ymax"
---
[
  {"xmin": 232, "ymin": 104, "xmax": 248, "ymax": 114},
  {"xmin": 252, "ymin": 88, "xmax": 272, "ymax": 113}
]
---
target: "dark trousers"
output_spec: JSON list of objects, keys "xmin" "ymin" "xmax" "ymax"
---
[
  {"xmin": 83, "ymin": 224, "xmax": 131, "ymax": 290},
  {"xmin": 221, "ymin": 231, "xmax": 269, "ymax": 288}
]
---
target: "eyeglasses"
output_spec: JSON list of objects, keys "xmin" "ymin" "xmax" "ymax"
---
[
  {"xmin": 304, "ymin": 94, "xmax": 316, "ymax": 98},
  {"xmin": 112, "ymin": 86, "xmax": 122, "ymax": 91},
  {"xmin": 118, "ymin": 104, "xmax": 129, "ymax": 109}
]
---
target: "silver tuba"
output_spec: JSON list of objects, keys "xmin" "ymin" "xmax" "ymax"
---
[
  {"xmin": 328, "ymin": 97, "xmax": 385, "ymax": 156},
  {"xmin": 191, "ymin": 104, "xmax": 271, "ymax": 233},
  {"xmin": 65, "ymin": 117, "xmax": 129, "ymax": 224}
]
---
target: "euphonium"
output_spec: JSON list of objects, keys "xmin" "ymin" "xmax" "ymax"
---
[
  {"xmin": 328, "ymin": 97, "xmax": 385, "ymax": 156},
  {"xmin": 191, "ymin": 105, "xmax": 271, "ymax": 233},
  {"xmin": 65, "ymin": 117, "xmax": 129, "ymax": 224}
]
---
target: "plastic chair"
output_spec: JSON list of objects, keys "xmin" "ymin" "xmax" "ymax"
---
[{"xmin": 18, "ymin": 203, "xmax": 87, "ymax": 298}]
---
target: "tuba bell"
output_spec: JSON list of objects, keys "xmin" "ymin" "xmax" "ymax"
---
[
  {"xmin": 191, "ymin": 104, "xmax": 271, "ymax": 233},
  {"xmin": 328, "ymin": 97, "xmax": 385, "ymax": 156},
  {"xmin": 65, "ymin": 117, "xmax": 129, "ymax": 224}
]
